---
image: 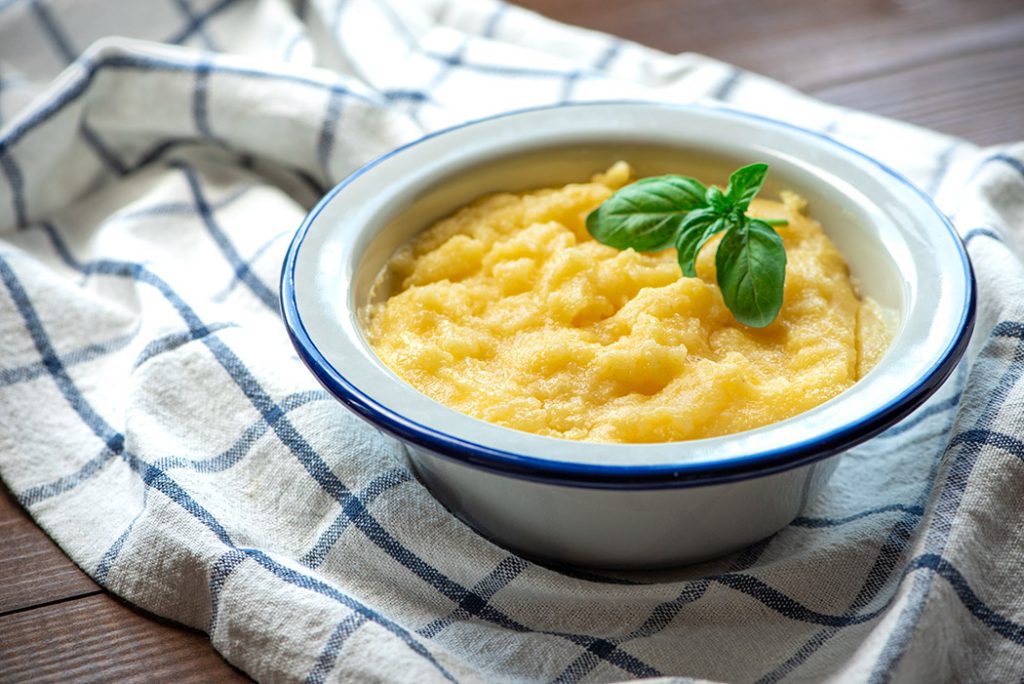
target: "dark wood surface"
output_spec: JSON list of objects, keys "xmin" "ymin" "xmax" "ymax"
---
[
  {"xmin": 0, "ymin": 482, "xmax": 100, "ymax": 615},
  {"xmin": 0, "ymin": 484, "xmax": 247, "ymax": 683},
  {"xmin": 0, "ymin": 592, "xmax": 249, "ymax": 684},
  {"xmin": 516, "ymin": 0, "xmax": 1024, "ymax": 146},
  {"xmin": 2, "ymin": 0, "xmax": 1022, "ymax": 681}
]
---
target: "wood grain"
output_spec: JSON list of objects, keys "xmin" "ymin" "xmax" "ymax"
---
[
  {"xmin": 514, "ymin": 0, "xmax": 1024, "ymax": 145},
  {"xmin": 0, "ymin": 483, "xmax": 100, "ymax": 615},
  {"xmin": 0, "ymin": 594, "xmax": 250, "ymax": 683},
  {"xmin": 815, "ymin": 43, "xmax": 1024, "ymax": 146},
  {"xmin": 2, "ymin": 0, "xmax": 1022, "ymax": 679}
]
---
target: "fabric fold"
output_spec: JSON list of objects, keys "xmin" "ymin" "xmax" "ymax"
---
[{"xmin": 1, "ymin": 0, "xmax": 1022, "ymax": 682}]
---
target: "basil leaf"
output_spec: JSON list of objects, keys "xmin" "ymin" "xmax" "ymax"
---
[
  {"xmin": 705, "ymin": 186, "xmax": 728, "ymax": 213},
  {"xmin": 587, "ymin": 162, "xmax": 787, "ymax": 326},
  {"xmin": 724, "ymin": 163, "xmax": 769, "ymax": 212},
  {"xmin": 587, "ymin": 175, "xmax": 708, "ymax": 252},
  {"xmin": 675, "ymin": 209, "xmax": 727, "ymax": 277},
  {"xmin": 715, "ymin": 219, "xmax": 786, "ymax": 328}
]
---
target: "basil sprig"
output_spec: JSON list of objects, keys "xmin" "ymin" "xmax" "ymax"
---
[{"xmin": 586, "ymin": 163, "xmax": 787, "ymax": 328}]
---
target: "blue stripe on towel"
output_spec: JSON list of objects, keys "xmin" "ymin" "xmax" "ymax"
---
[
  {"xmin": 192, "ymin": 60, "xmax": 215, "ymax": 139},
  {"xmin": 870, "ymin": 319, "xmax": 1024, "ymax": 677},
  {"xmin": 29, "ymin": 0, "xmax": 75, "ymax": 63},
  {"xmin": 173, "ymin": 161, "xmax": 279, "ymax": 311},
  {"xmin": 964, "ymin": 226, "xmax": 1003, "ymax": 244},
  {"xmin": 305, "ymin": 613, "xmax": 369, "ymax": 684},
  {"xmin": 214, "ymin": 231, "xmax": 289, "ymax": 302},
  {"xmin": 791, "ymin": 504, "xmax": 926, "ymax": 529},
  {"xmin": 6, "ymin": 194, "xmax": 1022, "ymax": 684},
  {"xmin": 418, "ymin": 555, "xmax": 529, "ymax": 639},
  {"xmin": 20, "ymin": 223, "xmax": 666, "ymax": 680},
  {"xmin": 0, "ymin": 147, "xmax": 28, "ymax": 228},
  {"xmin": 316, "ymin": 90, "xmax": 345, "ymax": 180},
  {"xmin": 242, "ymin": 549, "xmax": 459, "ymax": 682},
  {"xmin": 0, "ymin": 330, "xmax": 135, "ymax": 388},
  {"xmin": 12, "ymin": 215, "xmax": 1024, "ymax": 681},
  {"xmin": 170, "ymin": 0, "xmax": 217, "ymax": 50},
  {"xmin": 0, "ymin": 249, "xmax": 459, "ymax": 680},
  {"xmin": 301, "ymin": 468, "xmax": 415, "ymax": 569},
  {"xmin": 166, "ymin": 0, "xmax": 239, "ymax": 46},
  {"xmin": 990, "ymin": 153, "xmax": 1024, "ymax": 179}
]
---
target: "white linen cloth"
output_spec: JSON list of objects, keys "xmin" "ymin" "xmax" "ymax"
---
[{"xmin": 1, "ymin": 0, "xmax": 1023, "ymax": 681}]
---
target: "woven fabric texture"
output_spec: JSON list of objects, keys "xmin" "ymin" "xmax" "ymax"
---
[{"xmin": 1, "ymin": 0, "xmax": 1023, "ymax": 681}]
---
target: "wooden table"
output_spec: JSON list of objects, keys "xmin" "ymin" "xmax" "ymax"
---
[
  {"xmin": 517, "ymin": 0, "xmax": 1024, "ymax": 146},
  {"xmin": 2, "ymin": 0, "xmax": 1022, "ymax": 680}
]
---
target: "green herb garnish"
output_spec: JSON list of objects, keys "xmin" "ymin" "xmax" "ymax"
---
[{"xmin": 586, "ymin": 163, "xmax": 787, "ymax": 328}]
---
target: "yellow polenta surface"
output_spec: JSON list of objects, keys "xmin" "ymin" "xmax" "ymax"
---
[{"xmin": 365, "ymin": 163, "xmax": 889, "ymax": 443}]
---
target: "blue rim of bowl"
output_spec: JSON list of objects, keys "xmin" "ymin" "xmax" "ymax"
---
[{"xmin": 280, "ymin": 100, "xmax": 977, "ymax": 490}]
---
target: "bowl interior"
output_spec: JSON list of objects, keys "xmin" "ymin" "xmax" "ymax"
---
[
  {"xmin": 286, "ymin": 103, "xmax": 970, "ymax": 474},
  {"xmin": 355, "ymin": 141, "xmax": 906, "ymax": 319}
]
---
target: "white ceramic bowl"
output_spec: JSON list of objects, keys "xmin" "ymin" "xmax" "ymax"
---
[{"xmin": 281, "ymin": 102, "xmax": 974, "ymax": 569}]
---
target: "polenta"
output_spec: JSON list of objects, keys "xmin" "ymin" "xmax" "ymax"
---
[{"xmin": 364, "ymin": 163, "xmax": 889, "ymax": 443}]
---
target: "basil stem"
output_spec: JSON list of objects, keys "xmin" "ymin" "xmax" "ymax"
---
[{"xmin": 587, "ymin": 163, "xmax": 788, "ymax": 327}]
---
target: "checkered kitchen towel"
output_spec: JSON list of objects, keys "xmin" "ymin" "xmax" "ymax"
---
[{"xmin": 2, "ymin": 0, "xmax": 1023, "ymax": 681}]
